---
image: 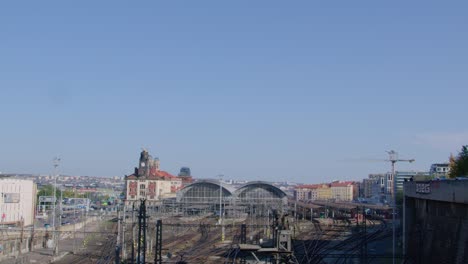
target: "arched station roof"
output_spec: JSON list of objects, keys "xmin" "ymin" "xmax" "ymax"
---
[
  {"xmin": 234, "ymin": 181, "xmax": 287, "ymax": 199},
  {"xmin": 177, "ymin": 179, "xmax": 233, "ymax": 202}
]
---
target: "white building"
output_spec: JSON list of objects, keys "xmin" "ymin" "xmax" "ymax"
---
[
  {"xmin": 430, "ymin": 163, "xmax": 450, "ymax": 177},
  {"xmin": 330, "ymin": 181, "xmax": 355, "ymax": 201},
  {"xmin": 0, "ymin": 179, "xmax": 37, "ymax": 226}
]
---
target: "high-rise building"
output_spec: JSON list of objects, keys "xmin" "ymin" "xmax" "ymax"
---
[
  {"xmin": 363, "ymin": 174, "xmax": 385, "ymax": 199},
  {"xmin": 394, "ymin": 171, "xmax": 430, "ymax": 191},
  {"xmin": 384, "ymin": 171, "xmax": 430, "ymax": 196},
  {"xmin": 362, "ymin": 178, "xmax": 377, "ymax": 198}
]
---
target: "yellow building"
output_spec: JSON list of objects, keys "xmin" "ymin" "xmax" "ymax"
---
[
  {"xmin": 294, "ymin": 184, "xmax": 332, "ymax": 201},
  {"xmin": 316, "ymin": 184, "xmax": 332, "ymax": 200}
]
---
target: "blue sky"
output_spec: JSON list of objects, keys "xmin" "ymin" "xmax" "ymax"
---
[{"xmin": 1, "ymin": 1, "xmax": 467, "ymax": 182}]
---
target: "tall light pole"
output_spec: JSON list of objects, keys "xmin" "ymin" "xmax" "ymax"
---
[
  {"xmin": 73, "ymin": 186, "xmax": 76, "ymax": 254},
  {"xmin": 218, "ymin": 174, "xmax": 225, "ymax": 242},
  {"xmin": 122, "ymin": 205, "xmax": 126, "ymax": 260},
  {"xmin": 386, "ymin": 150, "xmax": 414, "ymax": 264},
  {"xmin": 52, "ymin": 157, "xmax": 61, "ymax": 255}
]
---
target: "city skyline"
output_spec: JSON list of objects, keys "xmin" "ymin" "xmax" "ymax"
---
[
  {"xmin": 0, "ymin": 148, "xmax": 453, "ymax": 183},
  {"xmin": 1, "ymin": 1, "xmax": 467, "ymax": 182}
]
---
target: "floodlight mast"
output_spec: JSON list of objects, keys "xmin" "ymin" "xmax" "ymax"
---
[
  {"xmin": 218, "ymin": 174, "xmax": 225, "ymax": 242},
  {"xmin": 386, "ymin": 150, "xmax": 414, "ymax": 264},
  {"xmin": 52, "ymin": 157, "xmax": 61, "ymax": 255}
]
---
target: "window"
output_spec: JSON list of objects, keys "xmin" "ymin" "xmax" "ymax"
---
[{"xmin": 140, "ymin": 184, "xmax": 146, "ymax": 189}]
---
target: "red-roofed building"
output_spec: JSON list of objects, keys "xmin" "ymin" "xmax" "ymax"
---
[{"xmin": 124, "ymin": 150, "xmax": 191, "ymax": 206}]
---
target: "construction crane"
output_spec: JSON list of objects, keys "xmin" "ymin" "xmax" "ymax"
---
[{"xmin": 340, "ymin": 150, "xmax": 415, "ymax": 264}]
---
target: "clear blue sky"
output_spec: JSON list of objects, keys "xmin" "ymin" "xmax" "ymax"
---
[{"xmin": 1, "ymin": 1, "xmax": 467, "ymax": 182}]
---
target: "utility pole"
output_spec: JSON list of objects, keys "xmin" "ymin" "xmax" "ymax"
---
[
  {"xmin": 267, "ymin": 209, "xmax": 270, "ymax": 238},
  {"xmin": 154, "ymin": 219, "xmax": 162, "ymax": 264},
  {"xmin": 52, "ymin": 157, "xmax": 60, "ymax": 256},
  {"xmin": 84, "ymin": 192, "xmax": 89, "ymax": 249},
  {"xmin": 73, "ymin": 186, "xmax": 76, "ymax": 254},
  {"xmin": 218, "ymin": 174, "xmax": 225, "ymax": 242},
  {"xmin": 131, "ymin": 203, "xmax": 135, "ymax": 264},
  {"xmin": 360, "ymin": 206, "xmax": 368, "ymax": 264},
  {"xmin": 137, "ymin": 199, "xmax": 147, "ymax": 264},
  {"xmin": 116, "ymin": 209, "xmax": 121, "ymax": 264},
  {"xmin": 386, "ymin": 150, "xmax": 414, "ymax": 264},
  {"xmin": 122, "ymin": 204, "xmax": 126, "ymax": 260},
  {"xmin": 59, "ymin": 189, "xmax": 63, "ymax": 227}
]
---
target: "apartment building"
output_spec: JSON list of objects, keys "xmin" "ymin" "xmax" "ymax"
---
[
  {"xmin": 294, "ymin": 184, "xmax": 332, "ymax": 201},
  {"xmin": 330, "ymin": 181, "xmax": 355, "ymax": 201}
]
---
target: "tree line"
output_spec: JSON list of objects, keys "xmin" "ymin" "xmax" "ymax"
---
[{"xmin": 448, "ymin": 145, "xmax": 468, "ymax": 178}]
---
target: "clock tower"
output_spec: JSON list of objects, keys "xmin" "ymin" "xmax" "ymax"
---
[{"xmin": 138, "ymin": 149, "xmax": 150, "ymax": 177}]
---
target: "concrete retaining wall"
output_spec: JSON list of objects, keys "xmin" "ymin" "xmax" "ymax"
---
[
  {"xmin": 0, "ymin": 217, "xmax": 98, "ymax": 262},
  {"xmin": 404, "ymin": 180, "xmax": 468, "ymax": 204},
  {"xmin": 404, "ymin": 181, "xmax": 468, "ymax": 264},
  {"xmin": 0, "ymin": 233, "xmax": 43, "ymax": 261}
]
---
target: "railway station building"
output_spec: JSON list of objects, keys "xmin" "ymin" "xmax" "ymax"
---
[
  {"xmin": 124, "ymin": 150, "xmax": 193, "ymax": 207},
  {"xmin": 177, "ymin": 180, "xmax": 288, "ymax": 217}
]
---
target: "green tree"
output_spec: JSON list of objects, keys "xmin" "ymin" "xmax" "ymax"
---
[
  {"xmin": 61, "ymin": 189, "xmax": 86, "ymax": 199},
  {"xmin": 395, "ymin": 190, "xmax": 404, "ymax": 205},
  {"xmin": 448, "ymin": 145, "xmax": 468, "ymax": 178},
  {"xmin": 36, "ymin": 184, "xmax": 59, "ymax": 204}
]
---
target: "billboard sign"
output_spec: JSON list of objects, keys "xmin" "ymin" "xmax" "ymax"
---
[
  {"xmin": 4, "ymin": 193, "xmax": 20, "ymax": 203},
  {"xmin": 39, "ymin": 196, "xmax": 56, "ymax": 203},
  {"xmin": 416, "ymin": 183, "xmax": 431, "ymax": 194}
]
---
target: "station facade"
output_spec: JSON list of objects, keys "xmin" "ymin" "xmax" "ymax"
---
[{"xmin": 124, "ymin": 150, "xmax": 193, "ymax": 207}]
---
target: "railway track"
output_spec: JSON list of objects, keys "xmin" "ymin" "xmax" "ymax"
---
[
  {"xmin": 95, "ymin": 222, "xmax": 118, "ymax": 264},
  {"xmin": 173, "ymin": 216, "xmax": 269, "ymax": 263},
  {"xmin": 321, "ymin": 219, "xmax": 389, "ymax": 264},
  {"xmin": 292, "ymin": 218, "xmax": 391, "ymax": 264},
  {"xmin": 292, "ymin": 219, "xmax": 351, "ymax": 263},
  {"xmin": 53, "ymin": 220, "xmax": 118, "ymax": 264}
]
